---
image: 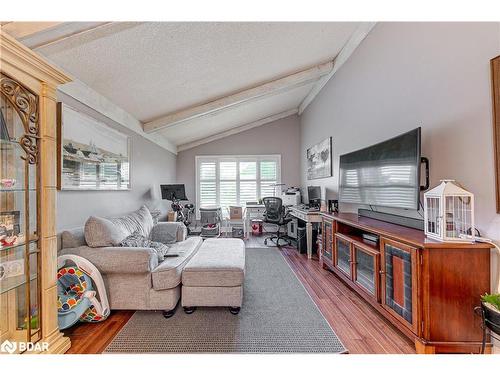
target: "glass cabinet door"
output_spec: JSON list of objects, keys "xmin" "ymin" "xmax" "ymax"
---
[
  {"xmin": 335, "ymin": 234, "xmax": 352, "ymax": 278},
  {"xmin": 353, "ymin": 244, "xmax": 380, "ymax": 301},
  {"xmin": 0, "ymin": 73, "xmax": 41, "ymax": 352},
  {"xmin": 321, "ymin": 220, "xmax": 333, "ymax": 266},
  {"xmin": 381, "ymin": 239, "xmax": 418, "ymax": 333}
]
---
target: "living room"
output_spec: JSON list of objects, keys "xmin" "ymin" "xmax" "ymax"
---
[{"xmin": 2, "ymin": 1, "xmax": 500, "ymax": 372}]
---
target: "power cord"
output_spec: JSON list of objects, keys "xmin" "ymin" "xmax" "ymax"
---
[{"xmin": 460, "ymin": 234, "xmax": 500, "ymax": 293}]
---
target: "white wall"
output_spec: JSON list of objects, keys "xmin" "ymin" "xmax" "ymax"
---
[
  {"xmin": 177, "ymin": 115, "xmax": 301, "ymax": 202},
  {"xmin": 57, "ymin": 93, "xmax": 177, "ymax": 231},
  {"xmin": 301, "ymin": 22, "xmax": 500, "ymax": 239}
]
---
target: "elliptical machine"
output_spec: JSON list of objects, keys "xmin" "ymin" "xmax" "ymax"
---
[
  {"xmin": 171, "ymin": 198, "xmax": 195, "ymax": 234},
  {"xmin": 160, "ymin": 184, "xmax": 195, "ymax": 234}
]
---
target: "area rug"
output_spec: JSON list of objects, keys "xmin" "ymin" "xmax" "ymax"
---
[{"xmin": 104, "ymin": 248, "xmax": 346, "ymax": 353}]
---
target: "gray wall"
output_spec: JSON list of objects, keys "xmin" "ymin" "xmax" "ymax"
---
[
  {"xmin": 300, "ymin": 22, "xmax": 500, "ymax": 239},
  {"xmin": 57, "ymin": 93, "xmax": 177, "ymax": 231},
  {"xmin": 177, "ymin": 115, "xmax": 301, "ymax": 202}
]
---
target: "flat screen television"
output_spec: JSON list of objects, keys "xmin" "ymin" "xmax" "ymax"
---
[{"xmin": 339, "ymin": 127, "xmax": 421, "ymax": 210}]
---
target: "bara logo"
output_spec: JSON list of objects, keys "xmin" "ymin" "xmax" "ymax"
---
[{"xmin": 1, "ymin": 340, "xmax": 17, "ymax": 354}]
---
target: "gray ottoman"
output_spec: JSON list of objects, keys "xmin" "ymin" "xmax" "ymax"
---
[{"xmin": 181, "ymin": 238, "xmax": 245, "ymax": 314}]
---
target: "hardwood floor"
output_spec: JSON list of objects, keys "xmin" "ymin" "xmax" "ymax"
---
[
  {"xmin": 64, "ymin": 310, "xmax": 135, "ymax": 354},
  {"xmin": 62, "ymin": 234, "xmax": 415, "ymax": 354}
]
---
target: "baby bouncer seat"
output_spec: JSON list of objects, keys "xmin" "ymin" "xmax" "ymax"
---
[
  {"xmin": 57, "ymin": 255, "xmax": 110, "ymax": 330},
  {"xmin": 199, "ymin": 206, "xmax": 222, "ymax": 238}
]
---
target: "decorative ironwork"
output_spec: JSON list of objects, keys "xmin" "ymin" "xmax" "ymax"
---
[{"xmin": 0, "ymin": 74, "xmax": 39, "ymax": 164}]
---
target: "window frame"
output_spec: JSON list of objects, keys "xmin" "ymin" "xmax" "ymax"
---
[{"xmin": 195, "ymin": 154, "xmax": 281, "ymax": 216}]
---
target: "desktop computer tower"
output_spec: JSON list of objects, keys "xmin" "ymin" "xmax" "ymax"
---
[
  {"xmin": 296, "ymin": 227, "xmax": 318, "ymax": 255},
  {"xmin": 287, "ymin": 219, "xmax": 298, "ymax": 239}
]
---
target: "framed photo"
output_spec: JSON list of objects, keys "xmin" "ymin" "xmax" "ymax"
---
[
  {"xmin": 57, "ymin": 103, "xmax": 131, "ymax": 190},
  {"xmin": 0, "ymin": 211, "xmax": 20, "ymax": 237},
  {"xmin": 307, "ymin": 137, "xmax": 332, "ymax": 180}
]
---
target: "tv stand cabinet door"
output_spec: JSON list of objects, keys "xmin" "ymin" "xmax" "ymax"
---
[
  {"xmin": 353, "ymin": 243, "xmax": 381, "ymax": 302},
  {"xmin": 334, "ymin": 234, "xmax": 353, "ymax": 280},
  {"xmin": 381, "ymin": 238, "xmax": 419, "ymax": 335},
  {"xmin": 321, "ymin": 219, "xmax": 334, "ymax": 268}
]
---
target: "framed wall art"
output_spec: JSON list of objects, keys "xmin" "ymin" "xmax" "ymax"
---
[
  {"xmin": 307, "ymin": 137, "xmax": 332, "ymax": 180},
  {"xmin": 57, "ymin": 103, "xmax": 131, "ymax": 190}
]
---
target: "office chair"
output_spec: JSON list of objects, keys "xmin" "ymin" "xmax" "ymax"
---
[{"xmin": 262, "ymin": 197, "xmax": 292, "ymax": 247}]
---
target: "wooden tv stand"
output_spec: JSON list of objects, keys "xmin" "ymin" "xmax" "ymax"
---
[{"xmin": 319, "ymin": 212, "xmax": 492, "ymax": 354}]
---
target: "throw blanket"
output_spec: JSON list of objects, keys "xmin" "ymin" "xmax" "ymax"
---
[{"xmin": 120, "ymin": 232, "xmax": 170, "ymax": 261}]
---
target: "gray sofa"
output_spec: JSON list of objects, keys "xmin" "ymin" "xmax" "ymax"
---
[{"xmin": 59, "ymin": 206, "xmax": 203, "ymax": 317}]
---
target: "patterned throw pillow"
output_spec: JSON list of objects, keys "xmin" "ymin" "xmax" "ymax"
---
[{"xmin": 120, "ymin": 232, "xmax": 170, "ymax": 262}]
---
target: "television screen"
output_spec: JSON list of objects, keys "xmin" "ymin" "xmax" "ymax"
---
[{"xmin": 339, "ymin": 127, "xmax": 421, "ymax": 210}]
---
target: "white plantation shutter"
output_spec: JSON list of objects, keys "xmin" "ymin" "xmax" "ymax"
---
[
  {"xmin": 196, "ymin": 155, "xmax": 280, "ymax": 216},
  {"xmin": 239, "ymin": 161, "xmax": 257, "ymax": 204},
  {"xmin": 260, "ymin": 160, "xmax": 278, "ymax": 198},
  {"xmin": 240, "ymin": 180, "xmax": 257, "ymax": 203},
  {"xmin": 199, "ymin": 160, "xmax": 217, "ymax": 207}
]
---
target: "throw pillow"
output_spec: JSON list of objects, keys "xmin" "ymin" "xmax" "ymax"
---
[
  {"xmin": 112, "ymin": 205, "xmax": 154, "ymax": 239},
  {"xmin": 85, "ymin": 216, "xmax": 129, "ymax": 248},
  {"xmin": 120, "ymin": 232, "xmax": 170, "ymax": 262}
]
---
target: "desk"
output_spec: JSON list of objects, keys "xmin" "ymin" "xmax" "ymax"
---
[{"xmin": 288, "ymin": 207, "xmax": 323, "ymax": 259}]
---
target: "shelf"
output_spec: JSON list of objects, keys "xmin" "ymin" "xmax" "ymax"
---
[
  {"xmin": 0, "ymin": 238, "xmax": 38, "ymax": 253},
  {"xmin": 0, "ymin": 273, "xmax": 37, "ymax": 295},
  {"xmin": 337, "ymin": 232, "xmax": 380, "ymax": 252},
  {"xmin": 0, "ymin": 188, "xmax": 36, "ymax": 192}
]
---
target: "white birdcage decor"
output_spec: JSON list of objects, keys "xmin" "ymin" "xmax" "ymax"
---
[{"xmin": 424, "ymin": 179, "xmax": 475, "ymax": 242}]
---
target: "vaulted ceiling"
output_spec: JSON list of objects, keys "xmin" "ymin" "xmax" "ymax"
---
[{"xmin": 1, "ymin": 22, "xmax": 373, "ymax": 152}]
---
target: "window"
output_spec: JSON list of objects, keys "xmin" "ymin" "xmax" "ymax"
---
[{"xmin": 196, "ymin": 155, "xmax": 281, "ymax": 215}]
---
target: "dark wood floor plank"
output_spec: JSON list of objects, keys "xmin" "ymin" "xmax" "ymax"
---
[{"xmin": 63, "ymin": 234, "xmax": 415, "ymax": 354}]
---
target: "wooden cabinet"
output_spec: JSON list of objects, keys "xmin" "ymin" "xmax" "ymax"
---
[
  {"xmin": 0, "ymin": 31, "xmax": 71, "ymax": 354},
  {"xmin": 320, "ymin": 212, "xmax": 492, "ymax": 354},
  {"xmin": 380, "ymin": 238, "xmax": 419, "ymax": 334}
]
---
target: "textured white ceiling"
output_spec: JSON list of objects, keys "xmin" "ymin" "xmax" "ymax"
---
[{"xmin": 32, "ymin": 22, "xmax": 360, "ymax": 148}]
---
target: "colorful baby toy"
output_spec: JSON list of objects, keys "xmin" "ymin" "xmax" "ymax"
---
[{"xmin": 57, "ymin": 255, "xmax": 110, "ymax": 330}]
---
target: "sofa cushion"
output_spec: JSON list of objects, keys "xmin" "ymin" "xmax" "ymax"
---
[
  {"xmin": 84, "ymin": 206, "xmax": 154, "ymax": 248},
  {"xmin": 61, "ymin": 227, "xmax": 86, "ymax": 249},
  {"xmin": 151, "ymin": 222, "xmax": 187, "ymax": 244},
  {"xmin": 182, "ymin": 238, "xmax": 245, "ymax": 287},
  {"xmin": 59, "ymin": 245, "xmax": 159, "ymax": 274},
  {"xmin": 152, "ymin": 236, "xmax": 203, "ymax": 290}
]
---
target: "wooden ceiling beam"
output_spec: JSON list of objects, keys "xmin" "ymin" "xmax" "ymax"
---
[
  {"xmin": 143, "ymin": 61, "xmax": 333, "ymax": 133},
  {"xmin": 176, "ymin": 109, "xmax": 298, "ymax": 152},
  {"xmin": 22, "ymin": 22, "xmax": 112, "ymax": 49}
]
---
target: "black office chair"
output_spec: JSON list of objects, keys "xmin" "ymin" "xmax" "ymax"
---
[{"xmin": 262, "ymin": 197, "xmax": 292, "ymax": 247}]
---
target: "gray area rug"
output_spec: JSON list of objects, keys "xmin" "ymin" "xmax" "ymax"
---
[{"xmin": 104, "ymin": 248, "xmax": 346, "ymax": 353}]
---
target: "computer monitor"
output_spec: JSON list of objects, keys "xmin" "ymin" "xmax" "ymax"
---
[
  {"xmin": 160, "ymin": 184, "xmax": 188, "ymax": 201},
  {"xmin": 307, "ymin": 186, "xmax": 321, "ymax": 207}
]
